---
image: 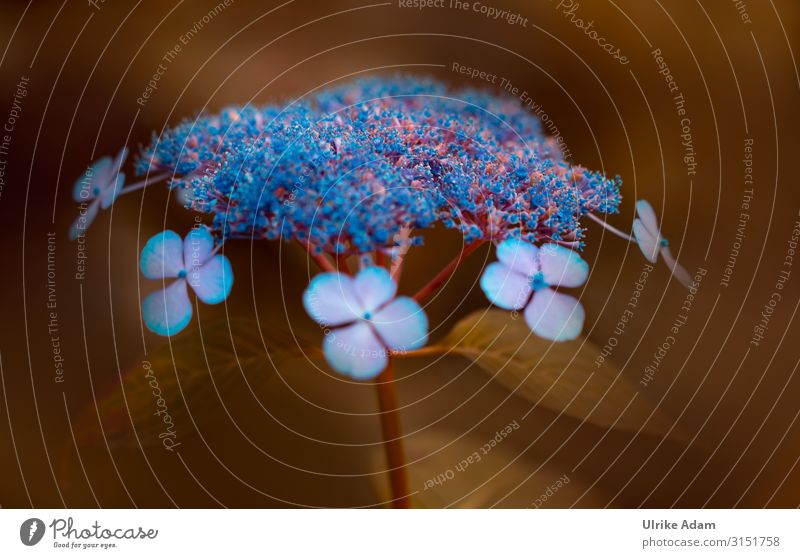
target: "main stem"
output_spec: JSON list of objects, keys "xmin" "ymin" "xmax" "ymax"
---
[{"xmin": 375, "ymin": 359, "xmax": 410, "ymax": 508}]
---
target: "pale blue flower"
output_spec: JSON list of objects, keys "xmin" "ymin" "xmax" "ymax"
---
[
  {"xmin": 303, "ymin": 266, "xmax": 428, "ymax": 379},
  {"xmin": 140, "ymin": 226, "xmax": 233, "ymax": 336},
  {"xmin": 69, "ymin": 147, "xmax": 128, "ymax": 240},
  {"xmin": 632, "ymin": 199, "xmax": 691, "ymax": 287},
  {"xmin": 480, "ymin": 239, "xmax": 589, "ymax": 341}
]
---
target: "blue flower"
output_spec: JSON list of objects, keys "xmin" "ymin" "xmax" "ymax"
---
[
  {"xmin": 69, "ymin": 147, "xmax": 127, "ymax": 240},
  {"xmin": 140, "ymin": 226, "xmax": 233, "ymax": 336},
  {"xmin": 480, "ymin": 239, "xmax": 589, "ymax": 341},
  {"xmin": 303, "ymin": 266, "xmax": 428, "ymax": 379},
  {"xmin": 632, "ymin": 199, "xmax": 691, "ymax": 287}
]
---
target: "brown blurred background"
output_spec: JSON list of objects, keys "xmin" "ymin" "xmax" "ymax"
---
[{"xmin": 0, "ymin": 0, "xmax": 799, "ymax": 508}]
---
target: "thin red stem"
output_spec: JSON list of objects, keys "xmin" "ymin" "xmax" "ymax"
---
[
  {"xmin": 412, "ymin": 241, "xmax": 483, "ymax": 303},
  {"xmin": 375, "ymin": 360, "xmax": 410, "ymax": 508},
  {"xmin": 300, "ymin": 241, "xmax": 336, "ymax": 273}
]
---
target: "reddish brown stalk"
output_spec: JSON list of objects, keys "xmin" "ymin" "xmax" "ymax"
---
[
  {"xmin": 375, "ymin": 360, "xmax": 410, "ymax": 509},
  {"xmin": 300, "ymin": 241, "xmax": 336, "ymax": 273},
  {"xmin": 412, "ymin": 241, "xmax": 483, "ymax": 303},
  {"xmin": 335, "ymin": 253, "xmax": 350, "ymax": 274}
]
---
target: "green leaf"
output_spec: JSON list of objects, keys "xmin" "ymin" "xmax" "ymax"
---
[
  {"xmin": 428, "ymin": 309, "xmax": 672, "ymax": 436},
  {"xmin": 75, "ymin": 318, "xmax": 319, "ymax": 448}
]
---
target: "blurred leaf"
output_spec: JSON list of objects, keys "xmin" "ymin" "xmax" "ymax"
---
[
  {"xmin": 427, "ymin": 309, "xmax": 672, "ymax": 436},
  {"xmin": 74, "ymin": 318, "xmax": 319, "ymax": 448},
  {"xmin": 370, "ymin": 430, "xmax": 599, "ymax": 508}
]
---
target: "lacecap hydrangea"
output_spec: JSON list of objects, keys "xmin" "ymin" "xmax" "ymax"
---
[{"xmin": 70, "ymin": 75, "xmax": 691, "ymax": 380}]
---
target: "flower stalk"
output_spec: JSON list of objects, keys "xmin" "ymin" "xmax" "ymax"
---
[{"xmin": 375, "ymin": 359, "xmax": 410, "ymax": 509}]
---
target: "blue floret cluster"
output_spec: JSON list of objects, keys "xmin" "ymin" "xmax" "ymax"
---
[{"xmin": 135, "ymin": 75, "xmax": 621, "ymax": 255}]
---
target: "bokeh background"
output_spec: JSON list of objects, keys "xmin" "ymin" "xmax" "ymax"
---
[{"xmin": 0, "ymin": 0, "xmax": 799, "ymax": 508}]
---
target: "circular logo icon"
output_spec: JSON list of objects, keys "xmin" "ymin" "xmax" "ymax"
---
[{"xmin": 20, "ymin": 518, "xmax": 45, "ymax": 546}]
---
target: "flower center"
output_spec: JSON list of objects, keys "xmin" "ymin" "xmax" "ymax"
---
[
  {"xmin": 531, "ymin": 272, "xmax": 548, "ymax": 291},
  {"xmin": 362, "ymin": 311, "xmax": 372, "ymax": 321},
  {"xmin": 177, "ymin": 269, "xmax": 187, "ymax": 279}
]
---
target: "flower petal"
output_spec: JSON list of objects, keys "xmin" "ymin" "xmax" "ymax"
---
[
  {"xmin": 538, "ymin": 244, "xmax": 589, "ymax": 288},
  {"xmin": 635, "ymin": 199, "xmax": 660, "ymax": 237},
  {"xmin": 371, "ymin": 296, "xmax": 428, "ymax": 352},
  {"xmin": 323, "ymin": 322, "xmax": 387, "ymax": 380},
  {"xmin": 524, "ymin": 288, "xmax": 584, "ymax": 341},
  {"xmin": 480, "ymin": 262, "xmax": 533, "ymax": 310},
  {"xmin": 69, "ymin": 200, "xmax": 99, "ymax": 241},
  {"xmin": 353, "ymin": 266, "xmax": 397, "ymax": 313},
  {"xmin": 140, "ymin": 230, "xmax": 185, "ymax": 279},
  {"xmin": 303, "ymin": 272, "xmax": 363, "ymax": 327},
  {"xmin": 100, "ymin": 172, "xmax": 125, "ymax": 209},
  {"xmin": 142, "ymin": 280, "xmax": 193, "ymax": 336},
  {"xmin": 184, "ymin": 225, "xmax": 215, "ymax": 270},
  {"xmin": 72, "ymin": 156, "xmax": 110, "ymax": 202},
  {"xmin": 189, "ymin": 255, "xmax": 233, "ymax": 304},
  {"xmin": 496, "ymin": 238, "xmax": 539, "ymax": 277},
  {"xmin": 633, "ymin": 219, "xmax": 659, "ymax": 264},
  {"xmin": 660, "ymin": 244, "xmax": 693, "ymax": 288},
  {"xmin": 111, "ymin": 146, "xmax": 129, "ymax": 177}
]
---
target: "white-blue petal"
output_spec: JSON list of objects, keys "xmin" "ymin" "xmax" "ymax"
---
[
  {"xmin": 632, "ymin": 219, "xmax": 659, "ymax": 263},
  {"xmin": 323, "ymin": 322, "xmax": 387, "ymax": 380},
  {"xmin": 302, "ymin": 272, "xmax": 363, "ymax": 327},
  {"xmin": 480, "ymin": 262, "xmax": 532, "ymax": 310},
  {"xmin": 183, "ymin": 225, "xmax": 215, "ymax": 270},
  {"xmin": 371, "ymin": 296, "xmax": 428, "ymax": 352},
  {"xmin": 100, "ymin": 172, "xmax": 125, "ymax": 209},
  {"xmin": 538, "ymin": 244, "xmax": 589, "ymax": 288},
  {"xmin": 189, "ymin": 255, "xmax": 233, "ymax": 304},
  {"xmin": 496, "ymin": 238, "xmax": 539, "ymax": 277},
  {"xmin": 142, "ymin": 280, "xmax": 193, "ymax": 336},
  {"xmin": 524, "ymin": 288, "xmax": 584, "ymax": 342},
  {"xmin": 72, "ymin": 156, "xmax": 110, "ymax": 202},
  {"xmin": 140, "ymin": 230, "xmax": 184, "ymax": 279},
  {"xmin": 635, "ymin": 199, "xmax": 660, "ymax": 237},
  {"xmin": 353, "ymin": 266, "xmax": 397, "ymax": 314}
]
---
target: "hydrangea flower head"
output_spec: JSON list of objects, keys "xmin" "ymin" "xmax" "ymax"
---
[
  {"xmin": 140, "ymin": 226, "xmax": 233, "ymax": 336},
  {"xmin": 137, "ymin": 75, "xmax": 622, "ymax": 256},
  {"xmin": 303, "ymin": 267, "xmax": 428, "ymax": 379},
  {"xmin": 480, "ymin": 239, "xmax": 589, "ymax": 341},
  {"xmin": 69, "ymin": 147, "xmax": 127, "ymax": 239}
]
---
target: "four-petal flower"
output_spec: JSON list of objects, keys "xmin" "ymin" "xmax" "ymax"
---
[
  {"xmin": 303, "ymin": 267, "xmax": 428, "ymax": 380},
  {"xmin": 480, "ymin": 239, "xmax": 589, "ymax": 341},
  {"xmin": 140, "ymin": 226, "xmax": 233, "ymax": 336},
  {"xmin": 70, "ymin": 148, "xmax": 128, "ymax": 240},
  {"xmin": 632, "ymin": 199, "xmax": 691, "ymax": 287}
]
